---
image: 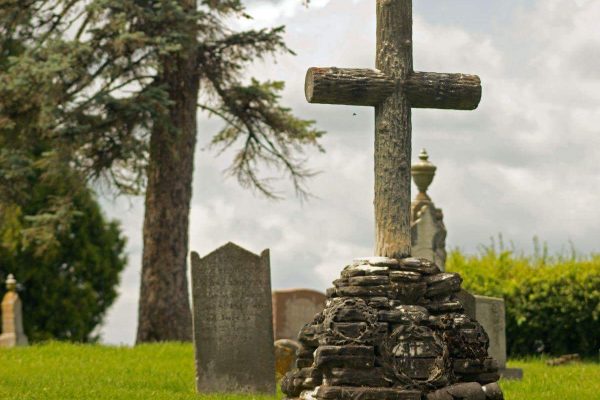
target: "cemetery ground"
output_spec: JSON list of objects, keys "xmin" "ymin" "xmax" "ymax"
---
[{"xmin": 0, "ymin": 342, "xmax": 598, "ymax": 400}]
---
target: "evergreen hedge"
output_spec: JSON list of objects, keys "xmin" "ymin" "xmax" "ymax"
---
[{"xmin": 447, "ymin": 240, "xmax": 600, "ymax": 357}]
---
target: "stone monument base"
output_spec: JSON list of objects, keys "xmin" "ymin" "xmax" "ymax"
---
[
  {"xmin": 0, "ymin": 332, "xmax": 29, "ymax": 348},
  {"xmin": 282, "ymin": 257, "xmax": 505, "ymax": 400}
]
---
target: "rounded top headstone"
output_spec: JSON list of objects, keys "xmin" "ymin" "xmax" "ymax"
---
[
  {"xmin": 411, "ymin": 149, "xmax": 437, "ymax": 201},
  {"xmin": 6, "ymin": 274, "xmax": 16, "ymax": 292}
]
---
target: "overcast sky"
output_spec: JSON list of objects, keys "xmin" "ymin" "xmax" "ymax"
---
[{"xmin": 99, "ymin": 0, "xmax": 600, "ymax": 344}]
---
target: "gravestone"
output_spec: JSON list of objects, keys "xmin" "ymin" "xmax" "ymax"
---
[
  {"xmin": 273, "ymin": 289, "xmax": 327, "ymax": 341},
  {"xmin": 411, "ymin": 149, "xmax": 447, "ymax": 270},
  {"xmin": 0, "ymin": 274, "xmax": 29, "ymax": 348},
  {"xmin": 456, "ymin": 292, "xmax": 522, "ymax": 379},
  {"xmin": 275, "ymin": 339, "xmax": 302, "ymax": 380},
  {"xmin": 190, "ymin": 242, "xmax": 276, "ymax": 394}
]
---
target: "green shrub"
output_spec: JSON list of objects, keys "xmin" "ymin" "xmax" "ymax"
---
[{"xmin": 447, "ymin": 239, "xmax": 600, "ymax": 357}]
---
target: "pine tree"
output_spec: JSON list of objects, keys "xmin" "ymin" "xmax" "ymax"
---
[{"xmin": 0, "ymin": 1, "xmax": 324, "ymax": 341}]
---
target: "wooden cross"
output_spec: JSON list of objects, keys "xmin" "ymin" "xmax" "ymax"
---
[{"xmin": 305, "ymin": 0, "xmax": 481, "ymax": 259}]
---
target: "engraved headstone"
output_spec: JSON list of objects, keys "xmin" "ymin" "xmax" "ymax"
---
[
  {"xmin": 191, "ymin": 242, "xmax": 276, "ymax": 394},
  {"xmin": 273, "ymin": 289, "xmax": 327, "ymax": 341},
  {"xmin": 0, "ymin": 274, "xmax": 29, "ymax": 348}
]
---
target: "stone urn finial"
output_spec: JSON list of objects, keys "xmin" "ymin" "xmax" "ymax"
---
[
  {"xmin": 411, "ymin": 149, "xmax": 437, "ymax": 201},
  {"xmin": 6, "ymin": 274, "xmax": 16, "ymax": 292}
]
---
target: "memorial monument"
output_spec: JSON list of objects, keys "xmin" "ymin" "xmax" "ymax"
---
[
  {"xmin": 0, "ymin": 274, "xmax": 29, "ymax": 348},
  {"xmin": 282, "ymin": 1, "xmax": 504, "ymax": 399}
]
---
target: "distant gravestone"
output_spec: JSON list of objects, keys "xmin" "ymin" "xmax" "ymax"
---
[
  {"xmin": 274, "ymin": 339, "xmax": 301, "ymax": 380},
  {"xmin": 476, "ymin": 296, "xmax": 507, "ymax": 369},
  {"xmin": 0, "ymin": 274, "xmax": 29, "ymax": 348},
  {"xmin": 272, "ymin": 289, "xmax": 326, "ymax": 341},
  {"xmin": 454, "ymin": 292, "xmax": 522, "ymax": 379},
  {"xmin": 411, "ymin": 149, "xmax": 447, "ymax": 270},
  {"xmin": 190, "ymin": 242, "xmax": 276, "ymax": 394}
]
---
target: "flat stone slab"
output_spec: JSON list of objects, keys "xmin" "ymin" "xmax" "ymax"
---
[
  {"xmin": 353, "ymin": 257, "xmax": 400, "ymax": 267},
  {"xmin": 318, "ymin": 386, "xmax": 422, "ymax": 400}
]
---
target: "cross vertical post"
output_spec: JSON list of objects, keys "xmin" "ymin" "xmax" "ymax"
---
[
  {"xmin": 305, "ymin": 0, "xmax": 481, "ymax": 259},
  {"xmin": 375, "ymin": 0, "xmax": 413, "ymax": 258}
]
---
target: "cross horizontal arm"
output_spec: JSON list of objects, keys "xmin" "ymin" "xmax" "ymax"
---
[
  {"xmin": 305, "ymin": 67, "xmax": 395, "ymax": 106},
  {"xmin": 406, "ymin": 72, "xmax": 481, "ymax": 110},
  {"xmin": 305, "ymin": 67, "xmax": 482, "ymax": 110}
]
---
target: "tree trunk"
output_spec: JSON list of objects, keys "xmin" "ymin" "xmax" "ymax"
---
[
  {"xmin": 136, "ymin": 2, "xmax": 199, "ymax": 342},
  {"xmin": 374, "ymin": 0, "xmax": 413, "ymax": 259}
]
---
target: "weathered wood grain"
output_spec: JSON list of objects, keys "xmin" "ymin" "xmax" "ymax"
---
[
  {"xmin": 374, "ymin": 0, "xmax": 413, "ymax": 259},
  {"xmin": 406, "ymin": 72, "xmax": 481, "ymax": 110},
  {"xmin": 305, "ymin": 67, "xmax": 394, "ymax": 106}
]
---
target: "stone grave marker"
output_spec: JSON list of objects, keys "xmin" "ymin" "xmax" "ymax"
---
[
  {"xmin": 190, "ymin": 242, "xmax": 276, "ymax": 394},
  {"xmin": 0, "ymin": 274, "xmax": 29, "ymax": 348},
  {"xmin": 411, "ymin": 149, "xmax": 447, "ymax": 270},
  {"xmin": 273, "ymin": 289, "xmax": 327, "ymax": 341}
]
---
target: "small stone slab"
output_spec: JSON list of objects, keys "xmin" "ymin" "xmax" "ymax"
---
[
  {"xmin": 457, "ymin": 372, "xmax": 501, "ymax": 385},
  {"xmin": 323, "ymin": 367, "xmax": 390, "ymax": 387},
  {"xmin": 425, "ymin": 300, "xmax": 463, "ymax": 313},
  {"xmin": 367, "ymin": 297, "xmax": 391, "ymax": 309},
  {"xmin": 314, "ymin": 346, "xmax": 375, "ymax": 369},
  {"xmin": 337, "ymin": 285, "xmax": 389, "ymax": 298},
  {"xmin": 298, "ymin": 324, "xmax": 320, "ymax": 347},
  {"xmin": 282, "ymin": 368, "xmax": 322, "ymax": 398},
  {"xmin": 333, "ymin": 278, "xmax": 349, "ymax": 288},
  {"xmin": 379, "ymin": 305, "xmax": 429, "ymax": 324},
  {"xmin": 425, "ymin": 273, "xmax": 462, "ymax": 298},
  {"xmin": 389, "ymin": 282, "xmax": 427, "ymax": 303},
  {"xmin": 390, "ymin": 270, "xmax": 422, "ymax": 282},
  {"xmin": 453, "ymin": 358, "xmax": 499, "ymax": 374},
  {"xmin": 342, "ymin": 265, "xmax": 390, "ymax": 278},
  {"xmin": 424, "ymin": 272, "xmax": 460, "ymax": 285},
  {"xmin": 296, "ymin": 358, "xmax": 314, "ymax": 369},
  {"xmin": 353, "ymin": 257, "xmax": 400, "ymax": 267},
  {"xmin": 295, "ymin": 368, "xmax": 322, "ymax": 389},
  {"xmin": 326, "ymin": 287, "xmax": 338, "ymax": 298},
  {"xmin": 397, "ymin": 258, "xmax": 440, "ymax": 275},
  {"xmin": 333, "ymin": 306, "xmax": 377, "ymax": 322},
  {"xmin": 348, "ymin": 275, "xmax": 390, "ymax": 286},
  {"xmin": 317, "ymin": 386, "xmax": 421, "ymax": 400},
  {"xmin": 426, "ymin": 383, "xmax": 485, "ymax": 400},
  {"xmin": 297, "ymin": 346, "xmax": 316, "ymax": 359},
  {"xmin": 482, "ymin": 383, "xmax": 504, "ymax": 400}
]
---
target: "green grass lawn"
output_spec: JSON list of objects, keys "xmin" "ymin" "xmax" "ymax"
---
[{"xmin": 0, "ymin": 343, "xmax": 598, "ymax": 400}]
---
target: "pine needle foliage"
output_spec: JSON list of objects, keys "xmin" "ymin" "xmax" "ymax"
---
[{"xmin": 0, "ymin": 0, "xmax": 324, "ymax": 240}]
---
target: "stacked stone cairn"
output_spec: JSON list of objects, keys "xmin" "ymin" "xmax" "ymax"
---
[{"xmin": 282, "ymin": 257, "xmax": 503, "ymax": 400}]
